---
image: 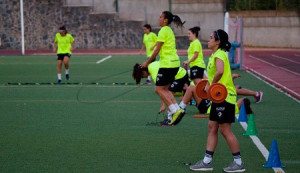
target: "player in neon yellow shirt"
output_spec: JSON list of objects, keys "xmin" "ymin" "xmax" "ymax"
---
[
  {"xmin": 190, "ymin": 30, "xmax": 245, "ymax": 172},
  {"xmin": 139, "ymin": 24, "xmax": 157, "ymax": 84},
  {"xmin": 132, "ymin": 61, "xmax": 189, "ymax": 126},
  {"xmin": 53, "ymin": 26, "xmax": 74, "ymax": 84},
  {"xmin": 140, "ymin": 11, "xmax": 185, "ymax": 126},
  {"xmin": 183, "ymin": 26, "xmax": 206, "ymax": 85}
]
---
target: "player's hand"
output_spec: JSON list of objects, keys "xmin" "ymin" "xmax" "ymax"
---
[
  {"xmin": 204, "ymin": 82, "xmax": 210, "ymax": 92},
  {"xmin": 159, "ymin": 105, "xmax": 166, "ymax": 113},
  {"xmin": 140, "ymin": 61, "xmax": 149, "ymax": 68},
  {"xmin": 183, "ymin": 61, "xmax": 189, "ymax": 66},
  {"xmin": 232, "ymin": 74, "xmax": 241, "ymax": 79},
  {"xmin": 53, "ymin": 48, "xmax": 56, "ymax": 53},
  {"xmin": 139, "ymin": 50, "xmax": 143, "ymax": 55}
]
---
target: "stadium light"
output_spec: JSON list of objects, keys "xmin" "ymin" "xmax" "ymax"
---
[{"xmin": 20, "ymin": 0, "xmax": 25, "ymax": 55}]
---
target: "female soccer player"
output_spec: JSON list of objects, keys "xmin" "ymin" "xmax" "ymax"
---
[
  {"xmin": 183, "ymin": 26, "xmax": 206, "ymax": 85},
  {"xmin": 190, "ymin": 29, "xmax": 245, "ymax": 172},
  {"xmin": 140, "ymin": 11, "xmax": 185, "ymax": 125},
  {"xmin": 139, "ymin": 24, "xmax": 157, "ymax": 84},
  {"xmin": 133, "ymin": 61, "xmax": 189, "ymax": 125},
  {"xmin": 53, "ymin": 26, "xmax": 74, "ymax": 84}
]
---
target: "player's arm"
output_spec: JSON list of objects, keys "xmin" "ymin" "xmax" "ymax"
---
[
  {"xmin": 232, "ymin": 73, "xmax": 241, "ymax": 80},
  {"xmin": 53, "ymin": 42, "xmax": 57, "ymax": 52},
  {"xmin": 183, "ymin": 51, "xmax": 198, "ymax": 65},
  {"xmin": 141, "ymin": 42, "xmax": 162, "ymax": 68},
  {"xmin": 71, "ymin": 41, "xmax": 75, "ymax": 51},
  {"xmin": 139, "ymin": 44, "xmax": 145, "ymax": 55},
  {"xmin": 212, "ymin": 58, "xmax": 224, "ymax": 84}
]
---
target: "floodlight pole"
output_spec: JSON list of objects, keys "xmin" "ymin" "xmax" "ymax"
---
[
  {"xmin": 20, "ymin": 0, "xmax": 25, "ymax": 55},
  {"xmin": 224, "ymin": 12, "xmax": 229, "ymax": 34},
  {"xmin": 224, "ymin": 12, "xmax": 229, "ymax": 57}
]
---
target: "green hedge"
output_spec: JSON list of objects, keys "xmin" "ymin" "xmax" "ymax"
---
[{"xmin": 226, "ymin": 0, "xmax": 300, "ymax": 11}]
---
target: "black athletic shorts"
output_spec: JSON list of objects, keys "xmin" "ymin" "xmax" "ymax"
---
[
  {"xmin": 209, "ymin": 101, "xmax": 235, "ymax": 124},
  {"xmin": 156, "ymin": 67, "xmax": 179, "ymax": 86},
  {"xmin": 168, "ymin": 73, "xmax": 189, "ymax": 93},
  {"xmin": 190, "ymin": 66, "xmax": 205, "ymax": 80},
  {"xmin": 197, "ymin": 99, "xmax": 211, "ymax": 114},
  {"xmin": 57, "ymin": 53, "xmax": 71, "ymax": 60}
]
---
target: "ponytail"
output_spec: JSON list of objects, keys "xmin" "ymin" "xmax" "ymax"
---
[
  {"xmin": 143, "ymin": 24, "xmax": 152, "ymax": 32},
  {"xmin": 214, "ymin": 29, "xmax": 231, "ymax": 52},
  {"xmin": 162, "ymin": 11, "xmax": 185, "ymax": 28},
  {"xmin": 189, "ymin": 26, "xmax": 201, "ymax": 37}
]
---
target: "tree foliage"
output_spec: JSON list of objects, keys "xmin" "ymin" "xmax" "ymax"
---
[{"xmin": 226, "ymin": 0, "xmax": 300, "ymax": 11}]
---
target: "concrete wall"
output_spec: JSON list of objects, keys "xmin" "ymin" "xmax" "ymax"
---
[
  {"xmin": 172, "ymin": 0, "xmax": 225, "ymax": 37},
  {"xmin": 118, "ymin": 0, "xmax": 169, "ymax": 24},
  {"xmin": 172, "ymin": 0, "xmax": 225, "ymax": 48},
  {"xmin": 230, "ymin": 11, "xmax": 300, "ymax": 48},
  {"xmin": 65, "ymin": 0, "xmax": 93, "ymax": 6},
  {"xmin": 65, "ymin": 0, "xmax": 116, "ymax": 14},
  {"xmin": 0, "ymin": 0, "xmax": 143, "ymax": 50}
]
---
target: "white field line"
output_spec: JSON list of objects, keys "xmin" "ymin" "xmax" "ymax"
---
[
  {"xmin": 271, "ymin": 54, "xmax": 300, "ymax": 65},
  {"xmin": 294, "ymin": 54, "xmax": 300, "ymax": 57},
  {"xmin": 249, "ymin": 55, "xmax": 300, "ymax": 76},
  {"xmin": 235, "ymin": 114, "xmax": 285, "ymax": 173},
  {"xmin": 246, "ymin": 69, "xmax": 300, "ymax": 104},
  {"xmin": 96, "ymin": 55, "xmax": 112, "ymax": 64}
]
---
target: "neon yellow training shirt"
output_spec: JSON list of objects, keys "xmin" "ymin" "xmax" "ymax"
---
[
  {"xmin": 187, "ymin": 39, "xmax": 206, "ymax": 68},
  {"xmin": 143, "ymin": 32, "xmax": 157, "ymax": 57},
  {"xmin": 207, "ymin": 48, "xmax": 237, "ymax": 104},
  {"xmin": 148, "ymin": 61, "xmax": 185, "ymax": 83},
  {"xmin": 157, "ymin": 26, "xmax": 180, "ymax": 68},
  {"xmin": 54, "ymin": 33, "xmax": 74, "ymax": 54}
]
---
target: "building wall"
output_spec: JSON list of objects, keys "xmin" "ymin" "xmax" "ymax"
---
[
  {"xmin": 172, "ymin": 0, "xmax": 225, "ymax": 42},
  {"xmin": 230, "ymin": 11, "xmax": 300, "ymax": 48},
  {"xmin": 0, "ymin": 0, "xmax": 143, "ymax": 50},
  {"xmin": 1, "ymin": 0, "xmax": 298, "ymax": 50}
]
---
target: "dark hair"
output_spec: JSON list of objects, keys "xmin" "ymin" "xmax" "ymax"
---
[
  {"xmin": 189, "ymin": 26, "xmax": 201, "ymax": 37},
  {"xmin": 59, "ymin": 25, "xmax": 67, "ymax": 33},
  {"xmin": 162, "ymin": 11, "xmax": 185, "ymax": 28},
  {"xmin": 214, "ymin": 29, "xmax": 231, "ymax": 52},
  {"xmin": 132, "ymin": 63, "xmax": 148, "ymax": 84},
  {"xmin": 143, "ymin": 24, "xmax": 152, "ymax": 32},
  {"xmin": 243, "ymin": 98, "xmax": 253, "ymax": 114}
]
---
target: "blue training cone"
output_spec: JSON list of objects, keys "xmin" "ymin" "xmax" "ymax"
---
[
  {"xmin": 264, "ymin": 139, "xmax": 284, "ymax": 168},
  {"xmin": 238, "ymin": 103, "xmax": 248, "ymax": 122}
]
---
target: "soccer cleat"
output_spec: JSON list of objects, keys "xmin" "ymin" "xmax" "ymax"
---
[
  {"xmin": 254, "ymin": 91, "xmax": 263, "ymax": 103},
  {"xmin": 189, "ymin": 160, "xmax": 213, "ymax": 171},
  {"xmin": 57, "ymin": 80, "xmax": 62, "ymax": 84},
  {"xmin": 169, "ymin": 109, "xmax": 185, "ymax": 125},
  {"xmin": 66, "ymin": 74, "xmax": 70, "ymax": 80},
  {"xmin": 145, "ymin": 79, "xmax": 151, "ymax": 85},
  {"xmin": 223, "ymin": 161, "xmax": 245, "ymax": 172},
  {"xmin": 160, "ymin": 119, "xmax": 171, "ymax": 126}
]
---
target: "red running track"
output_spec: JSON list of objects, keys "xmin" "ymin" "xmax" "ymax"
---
[{"xmin": 243, "ymin": 49, "xmax": 300, "ymax": 100}]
